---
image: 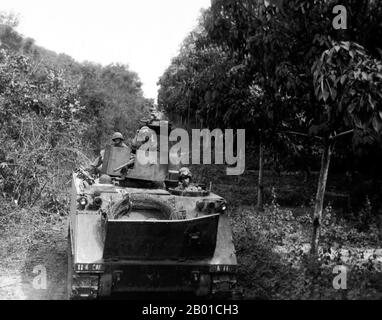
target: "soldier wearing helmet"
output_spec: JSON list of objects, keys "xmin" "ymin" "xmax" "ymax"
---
[
  {"xmin": 131, "ymin": 126, "xmax": 157, "ymax": 153},
  {"xmin": 122, "ymin": 125, "xmax": 158, "ymax": 172},
  {"xmin": 86, "ymin": 132, "xmax": 129, "ymax": 175},
  {"xmin": 111, "ymin": 132, "xmax": 128, "ymax": 148},
  {"xmin": 176, "ymin": 167, "xmax": 201, "ymax": 191}
]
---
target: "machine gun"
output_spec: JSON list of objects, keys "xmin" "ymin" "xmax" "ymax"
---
[{"xmin": 113, "ymin": 158, "xmax": 135, "ymax": 173}]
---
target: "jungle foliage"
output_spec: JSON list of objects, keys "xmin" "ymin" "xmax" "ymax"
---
[
  {"xmin": 158, "ymin": 0, "xmax": 382, "ymax": 253},
  {"xmin": 0, "ymin": 13, "xmax": 150, "ymax": 209}
]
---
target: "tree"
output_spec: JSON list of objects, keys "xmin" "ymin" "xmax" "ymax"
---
[
  {"xmin": 79, "ymin": 62, "xmax": 149, "ymax": 151},
  {"xmin": 205, "ymin": 0, "xmax": 382, "ymax": 252},
  {"xmin": 311, "ymin": 41, "xmax": 382, "ymax": 254},
  {"xmin": 159, "ymin": 0, "xmax": 382, "ymax": 254},
  {"xmin": 160, "ymin": 1, "xmax": 298, "ymax": 209}
]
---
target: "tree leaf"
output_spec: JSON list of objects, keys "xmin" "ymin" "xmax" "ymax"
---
[
  {"xmin": 322, "ymin": 86, "xmax": 330, "ymax": 102},
  {"xmin": 340, "ymin": 74, "xmax": 347, "ymax": 85},
  {"xmin": 372, "ymin": 117, "xmax": 382, "ymax": 133},
  {"xmin": 330, "ymin": 87, "xmax": 337, "ymax": 100}
]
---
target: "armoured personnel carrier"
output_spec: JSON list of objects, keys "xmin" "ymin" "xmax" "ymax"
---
[{"xmin": 67, "ymin": 118, "xmax": 238, "ymax": 299}]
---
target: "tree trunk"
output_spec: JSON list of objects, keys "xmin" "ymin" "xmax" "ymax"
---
[
  {"xmin": 187, "ymin": 96, "xmax": 191, "ymax": 128},
  {"xmin": 257, "ymin": 141, "xmax": 264, "ymax": 212},
  {"xmin": 310, "ymin": 142, "xmax": 333, "ymax": 255}
]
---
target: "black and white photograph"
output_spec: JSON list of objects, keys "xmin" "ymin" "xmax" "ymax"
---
[{"xmin": 0, "ymin": 0, "xmax": 381, "ymax": 308}]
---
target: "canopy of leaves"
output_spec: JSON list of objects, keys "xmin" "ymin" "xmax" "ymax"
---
[{"xmin": 159, "ymin": 0, "xmax": 382, "ymax": 148}]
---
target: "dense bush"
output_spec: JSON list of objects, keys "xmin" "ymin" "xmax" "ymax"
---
[
  {"xmin": 0, "ymin": 13, "xmax": 151, "ymax": 211},
  {"xmin": 0, "ymin": 48, "xmax": 88, "ymax": 207},
  {"xmin": 231, "ymin": 193, "xmax": 382, "ymax": 300}
]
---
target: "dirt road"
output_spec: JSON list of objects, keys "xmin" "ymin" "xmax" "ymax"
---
[{"xmin": 0, "ymin": 211, "xmax": 67, "ymax": 300}]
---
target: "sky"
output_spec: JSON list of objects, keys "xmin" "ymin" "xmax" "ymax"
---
[{"xmin": 1, "ymin": 0, "xmax": 211, "ymax": 100}]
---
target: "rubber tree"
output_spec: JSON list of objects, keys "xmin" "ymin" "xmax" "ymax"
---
[
  {"xmin": 310, "ymin": 41, "xmax": 382, "ymax": 255},
  {"xmin": 205, "ymin": 0, "xmax": 296, "ymax": 209},
  {"xmin": 160, "ymin": 0, "xmax": 382, "ymax": 223},
  {"xmin": 310, "ymin": 137, "xmax": 334, "ymax": 255}
]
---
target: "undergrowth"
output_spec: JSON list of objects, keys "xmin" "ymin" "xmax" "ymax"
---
[{"xmin": 230, "ymin": 189, "xmax": 382, "ymax": 300}]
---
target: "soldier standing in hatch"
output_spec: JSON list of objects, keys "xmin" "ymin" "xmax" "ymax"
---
[
  {"xmin": 109, "ymin": 125, "xmax": 158, "ymax": 177},
  {"xmin": 176, "ymin": 167, "xmax": 201, "ymax": 191},
  {"xmin": 86, "ymin": 132, "xmax": 129, "ymax": 175}
]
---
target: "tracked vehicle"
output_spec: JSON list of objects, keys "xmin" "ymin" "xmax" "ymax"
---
[{"xmin": 67, "ymin": 119, "xmax": 238, "ymax": 299}]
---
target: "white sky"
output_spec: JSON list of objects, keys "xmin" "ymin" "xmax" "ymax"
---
[{"xmin": 1, "ymin": 0, "xmax": 211, "ymax": 100}]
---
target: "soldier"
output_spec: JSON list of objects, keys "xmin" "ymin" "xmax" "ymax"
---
[
  {"xmin": 87, "ymin": 132, "xmax": 128, "ymax": 175},
  {"xmin": 111, "ymin": 126, "xmax": 159, "ymax": 175},
  {"xmin": 176, "ymin": 167, "xmax": 201, "ymax": 191},
  {"xmin": 121, "ymin": 126, "xmax": 157, "ymax": 170},
  {"xmin": 110, "ymin": 132, "xmax": 128, "ymax": 148},
  {"xmin": 131, "ymin": 126, "xmax": 157, "ymax": 152}
]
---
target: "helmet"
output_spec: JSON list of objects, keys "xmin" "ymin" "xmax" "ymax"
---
[
  {"xmin": 99, "ymin": 174, "xmax": 112, "ymax": 184},
  {"xmin": 112, "ymin": 132, "xmax": 124, "ymax": 141},
  {"xmin": 137, "ymin": 126, "xmax": 153, "ymax": 141},
  {"xmin": 179, "ymin": 167, "xmax": 192, "ymax": 180},
  {"xmin": 139, "ymin": 126, "xmax": 150, "ymax": 134}
]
